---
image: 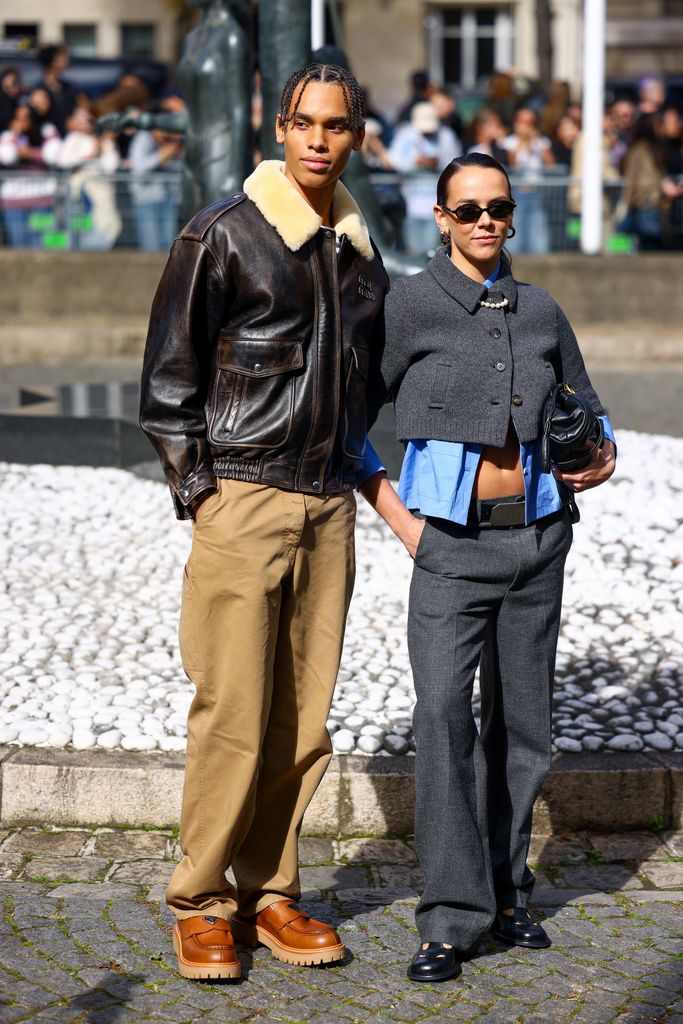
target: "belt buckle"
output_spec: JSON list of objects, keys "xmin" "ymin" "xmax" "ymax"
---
[{"xmin": 489, "ymin": 501, "xmax": 525, "ymax": 527}]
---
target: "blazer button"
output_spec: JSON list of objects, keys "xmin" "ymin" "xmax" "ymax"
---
[
  {"xmin": 489, "ymin": 328, "xmax": 501, "ymax": 339},
  {"xmin": 512, "ymin": 394, "xmax": 523, "ymax": 406},
  {"xmin": 254, "ymin": 363, "xmax": 263, "ymax": 372},
  {"xmin": 495, "ymin": 361, "xmax": 506, "ymax": 371}
]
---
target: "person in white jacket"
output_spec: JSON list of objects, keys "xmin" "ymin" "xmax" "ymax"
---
[
  {"xmin": 57, "ymin": 106, "xmax": 121, "ymax": 249},
  {"xmin": 390, "ymin": 101, "xmax": 461, "ymax": 255}
]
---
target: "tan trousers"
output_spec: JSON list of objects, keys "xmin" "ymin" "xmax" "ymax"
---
[{"xmin": 167, "ymin": 478, "xmax": 356, "ymax": 920}]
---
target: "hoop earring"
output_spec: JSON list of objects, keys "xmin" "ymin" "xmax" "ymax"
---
[
  {"xmin": 439, "ymin": 231, "xmax": 450, "ymax": 246},
  {"xmin": 507, "ymin": 226, "xmax": 516, "ymax": 239}
]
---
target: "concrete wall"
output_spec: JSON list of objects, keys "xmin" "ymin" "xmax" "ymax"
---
[
  {"xmin": 1, "ymin": 249, "xmax": 681, "ymax": 320},
  {"xmin": 0, "ymin": 250, "xmax": 680, "ymax": 367}
]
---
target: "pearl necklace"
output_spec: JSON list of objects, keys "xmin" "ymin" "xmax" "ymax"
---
[{"xmin": 479, "ymin": 296, "xmax": 508, "ymax": 309}]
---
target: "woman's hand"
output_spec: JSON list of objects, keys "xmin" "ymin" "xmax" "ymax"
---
[
  {"xmin": 553, "ymin": 439, "xmax": 616, "ymax": 492},
  {"xmin": 400, "ymin": 517, "xmax": 426, "ymax": 559}
]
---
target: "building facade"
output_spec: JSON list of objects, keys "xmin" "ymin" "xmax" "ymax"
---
[{"xmin": 0, "ymin": 0, "xmax": 178, "ymax": 64}]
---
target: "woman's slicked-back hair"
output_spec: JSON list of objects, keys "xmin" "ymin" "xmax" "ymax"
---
[
  {"xmin": 436, "ymin": 152, "xmax": 513, "ymax": 208},
  {"xmin": 279, "ymin": 63, "xmax": 365, "ymax": 132}
]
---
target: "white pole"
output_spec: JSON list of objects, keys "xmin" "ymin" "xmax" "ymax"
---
[
  {"xmin": 311, "ymin": 0, "xmax": 325, "ymax": 50},
  {"xmin": 580, "ymin": 0, "xmax": 606, "ymax": 255}
]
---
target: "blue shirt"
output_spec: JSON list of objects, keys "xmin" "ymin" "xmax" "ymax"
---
[{"xmin": 359, "ymin": 261, "xmax": 616, "ymax": 525}]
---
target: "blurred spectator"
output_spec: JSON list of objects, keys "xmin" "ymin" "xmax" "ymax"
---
[
  {"xmin": 56, "ymin": 106, "xmax": 121, "ymax": 250},
  {"xmin": 567, "ymin": 116, "xmax": 620, "ymax": 247},
  {"xmin": 660, "ymin": 106, "xmax": 683, "ymax": 249},
  {"xmin": 467, "ymin": 108, "xmax": 508, "ymax": 163},
  {"xmin": 390, "ymin": 100, "xmax": 461, "ymax": 254},
  {"xmin": 27, "ymin": 88, "xmax": 56, "ymax": 137},
  {"xmin": 38, "ymin": 44, "xmax": 78, "ymax": 136},
  {"xmin": 0, "ymin": 68, "xmax": 22, "ymax": 131},
  {"xmin": 361, "ymin": 119, "xmax": 394, "ymax": 171},
  {"xmin": 660, "ymin": 105, "xmax": 683, "ymax": 176},
  {"xmin": 361, "ymin": 119, "xmax": 405, "ymax": 245},
  {"xmin": 0, "ymin": 104, "xmax": 60, "ymax": 247},
  {"xmin": 566, "ymin": 102, "xmax": 582, "ymax": 128},
  {"xmin": 539, "ymin": 80, "xmax": 571, "ymax": 138},
  {"xmin": 486, "ymin": 71, "xmax": 517, "ymax": 130},
  {"xmin": 638, "ymin": 75, "xmax": 666, "ymax": 116},
  {"xmin": 395, "ymin": 70, "xmax": 433, "ymax": 126},
  {"xmin": 362, "ymin": 87, "xmax": 393, "ymax": 146},
  {"xmin": 128, "ymin": 128, "xmax": 182, "ymax": 251},
  {"xmin": 82, "ymin": 73, "xmax": 151, "ymax": 119},
  {"xmin": 501, "ymin": 106, "xmax": 554, "ymax": 254},
  {"xmin": 550, "ymin": 113, "xmax": 579, "ymax": 167},
  {"xmin": 431, "ymin": 89, "xmax": 463, "ymax": 141},
  {"xmin": 618, "ymin": 113, "xmax": 682, "ymax": 250},
  {"xmin": 607, "ymin": 99, "xmax": 635, "ymax": 171}
]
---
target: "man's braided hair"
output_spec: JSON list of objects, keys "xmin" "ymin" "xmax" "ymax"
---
[{"xmin": 278, "ymin": 63, "xmax": 365, "ymax": 132}]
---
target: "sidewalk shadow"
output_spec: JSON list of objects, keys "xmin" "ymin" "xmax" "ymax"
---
[{"xmin": 69, "ymin": 971, "xmax": 146, "ymax": 1022}]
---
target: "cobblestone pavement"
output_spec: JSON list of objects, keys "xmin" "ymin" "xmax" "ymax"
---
[{"xmin": 1, "ymin": 829, "xmax": 682, "ymax": 1023}]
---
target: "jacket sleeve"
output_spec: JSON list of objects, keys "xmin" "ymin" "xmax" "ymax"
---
[
  {"xmin": 139, "ymin": 236, "xmax": 228, "ymax": 519},
  {"xmin": 552, "ymin": 301, "xmax": 605, "ymax": 417},
  {"xmin": 379, "ymin": 279, "xmax": 414, "ymax": 406}
]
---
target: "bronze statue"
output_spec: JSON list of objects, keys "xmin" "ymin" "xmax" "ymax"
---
[{"xmin": 178, "ymin": 0, "xmax": 253, "ymax": 210}]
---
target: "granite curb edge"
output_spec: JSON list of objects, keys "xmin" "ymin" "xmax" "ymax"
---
[{"xmin": 1, "ymin": 746, "xmax": 681, "ymax": 836}]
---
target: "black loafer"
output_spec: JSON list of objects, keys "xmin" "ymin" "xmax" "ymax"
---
[
  {"xmin": 407, "ymin": 942, "xmax": 462, "ymax": 982},
  {"xmin": 492, "ymin": 907, "xmax": 551, "ymax": 949}
]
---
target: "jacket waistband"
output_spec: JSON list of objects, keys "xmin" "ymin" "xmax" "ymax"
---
[{"xmin": 212, "ymin": 456, "xmax": 359, "ymax": 494}]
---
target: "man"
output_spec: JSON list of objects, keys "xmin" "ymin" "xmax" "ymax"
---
[{"xmin": 140, "ymin": 63, "xmax": 387, "ymax": 980}]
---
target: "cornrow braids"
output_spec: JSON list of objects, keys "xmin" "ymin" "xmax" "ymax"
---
[{"xmin": 279, "ymin": 63, "xmax": 365, "ymax": 132}]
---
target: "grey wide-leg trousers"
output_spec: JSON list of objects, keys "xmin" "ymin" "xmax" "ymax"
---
[{"xmin": 408, "ymin": 509, "xmax": 572, "ymax": 952}]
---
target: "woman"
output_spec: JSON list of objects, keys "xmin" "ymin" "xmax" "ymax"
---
[
  {"xmin": 361, "ymin": 153, "xmax": 616, "ymax": 982},
  {"xmin": 619, "ymin": 113, "xmax": 682, "ymax": 251}
]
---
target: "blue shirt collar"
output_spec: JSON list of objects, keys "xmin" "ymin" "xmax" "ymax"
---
[{"xmin": 483, "ymin": 261, "xmax": 501, "ymax": 290}]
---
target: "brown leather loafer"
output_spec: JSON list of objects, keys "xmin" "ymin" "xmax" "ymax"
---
[
  {"xmin": 231, "ymin": 900, "xmax": 345, "ymax": 966},
  {"xmin": 172, "ymin": 915, "xmax": 241, "ymax": 980}
]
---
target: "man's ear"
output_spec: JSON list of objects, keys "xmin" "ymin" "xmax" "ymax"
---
[
  {"xmin": 275, "ymin": 115, "xmax": 285, "ymax": 145},
  {"xmin": 352, "ymin": 127, "xmax": 366, "ymax": 152}
]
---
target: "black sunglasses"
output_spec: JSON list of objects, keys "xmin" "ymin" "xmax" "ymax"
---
[{"xmin": 441, "ymin": 199, "xmax": 516, "ymax": 223}]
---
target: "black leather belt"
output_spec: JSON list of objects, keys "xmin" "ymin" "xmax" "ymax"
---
[{"xmin": 470, "ymin": 494, "xmax": 526, "ymax": 528}]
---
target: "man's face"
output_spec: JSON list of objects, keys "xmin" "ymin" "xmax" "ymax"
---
[{"xmin": 276, "ymin": 81, "xmax": 364, "ymax": 193}]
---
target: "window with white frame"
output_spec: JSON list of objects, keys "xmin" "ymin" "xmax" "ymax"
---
[{"xmin": 426, "ymin": 6, "xmax": 513, "ymax": 89}]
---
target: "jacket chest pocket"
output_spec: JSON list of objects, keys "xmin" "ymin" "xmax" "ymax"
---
[
  {"xmin": 343, "ymin": 345, "xmax": 369, "ymax": 459},
  {"xmin": 208, "ymin": 336, "xmax": 304, "ymax": 449}
]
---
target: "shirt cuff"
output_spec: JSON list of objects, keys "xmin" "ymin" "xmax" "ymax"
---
[
  {"xmin": 358, "ymin": 438, "xmax": 386, "ymax": 487},
  {"xmin": 600, "ymin": 415, "xmax": 617, "ymax": 451}
]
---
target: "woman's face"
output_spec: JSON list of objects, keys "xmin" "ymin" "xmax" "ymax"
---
[{"xmin": 434, "ymin": 166, "xmax": 513, "ymax": 270}]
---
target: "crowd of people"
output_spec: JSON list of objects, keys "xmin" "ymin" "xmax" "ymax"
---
[
  {"xmin": 1, "ymin": 46, "xmax": 682, "ymax": 254},
  {"xmin": 0, "ymin": 43, "xmax": 184, "ymax": 250},
  {"xmin": 361, "ymin": 69, "xmax": 683, "ymax": 254}
]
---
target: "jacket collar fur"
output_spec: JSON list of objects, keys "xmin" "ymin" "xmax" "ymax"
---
[
  {"xmin": 427, "ymin": 248, "xmax": 518, "ymax": 313},
  {"xmin": 244, "ymin": 159, "xmax": 374, "ymax": 260}
]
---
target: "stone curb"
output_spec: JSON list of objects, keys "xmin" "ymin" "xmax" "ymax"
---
[{"xmin": 1, "ymin": 746, "xmax": 681, "ymax": 835}]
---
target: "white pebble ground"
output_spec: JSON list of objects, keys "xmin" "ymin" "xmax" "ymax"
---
[{"xmin": 0, "ymin": 429, "xmax": 681, "ymax": 756}]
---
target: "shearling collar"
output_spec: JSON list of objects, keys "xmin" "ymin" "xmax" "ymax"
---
[
  {"xmin": 243, "ymin": 159, "xmax": 374, "ymax": 259},
  {"xmin": 427, "ymin": 249, "xmax": 518, "ymax": 313}
]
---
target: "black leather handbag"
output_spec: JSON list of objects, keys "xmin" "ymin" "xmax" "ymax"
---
[{"xmin": 541, "ymin": 383, "xmax": 604, "ymax": 474}]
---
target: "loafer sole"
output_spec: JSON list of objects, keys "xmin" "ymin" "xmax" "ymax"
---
[
  {"xmin": 172, "ymin": 926, "xmax": 241, "ymax": 979},
  {"xmin": 492, "ymin": 929, "xmax": 551, "ymax": 949},
  {"xmin": 231, "ymin": 919, "xmax": 346, "ymax": 966}
]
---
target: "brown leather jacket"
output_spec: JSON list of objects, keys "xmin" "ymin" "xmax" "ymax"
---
[{"xmin": 140, "ymin": 160, "xmax": 389, "ymax": 519}]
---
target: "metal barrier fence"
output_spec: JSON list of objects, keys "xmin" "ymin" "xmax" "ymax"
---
[{"xmin": 0, "ymin": 167, "xmax": 680, "ymax": 254}]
